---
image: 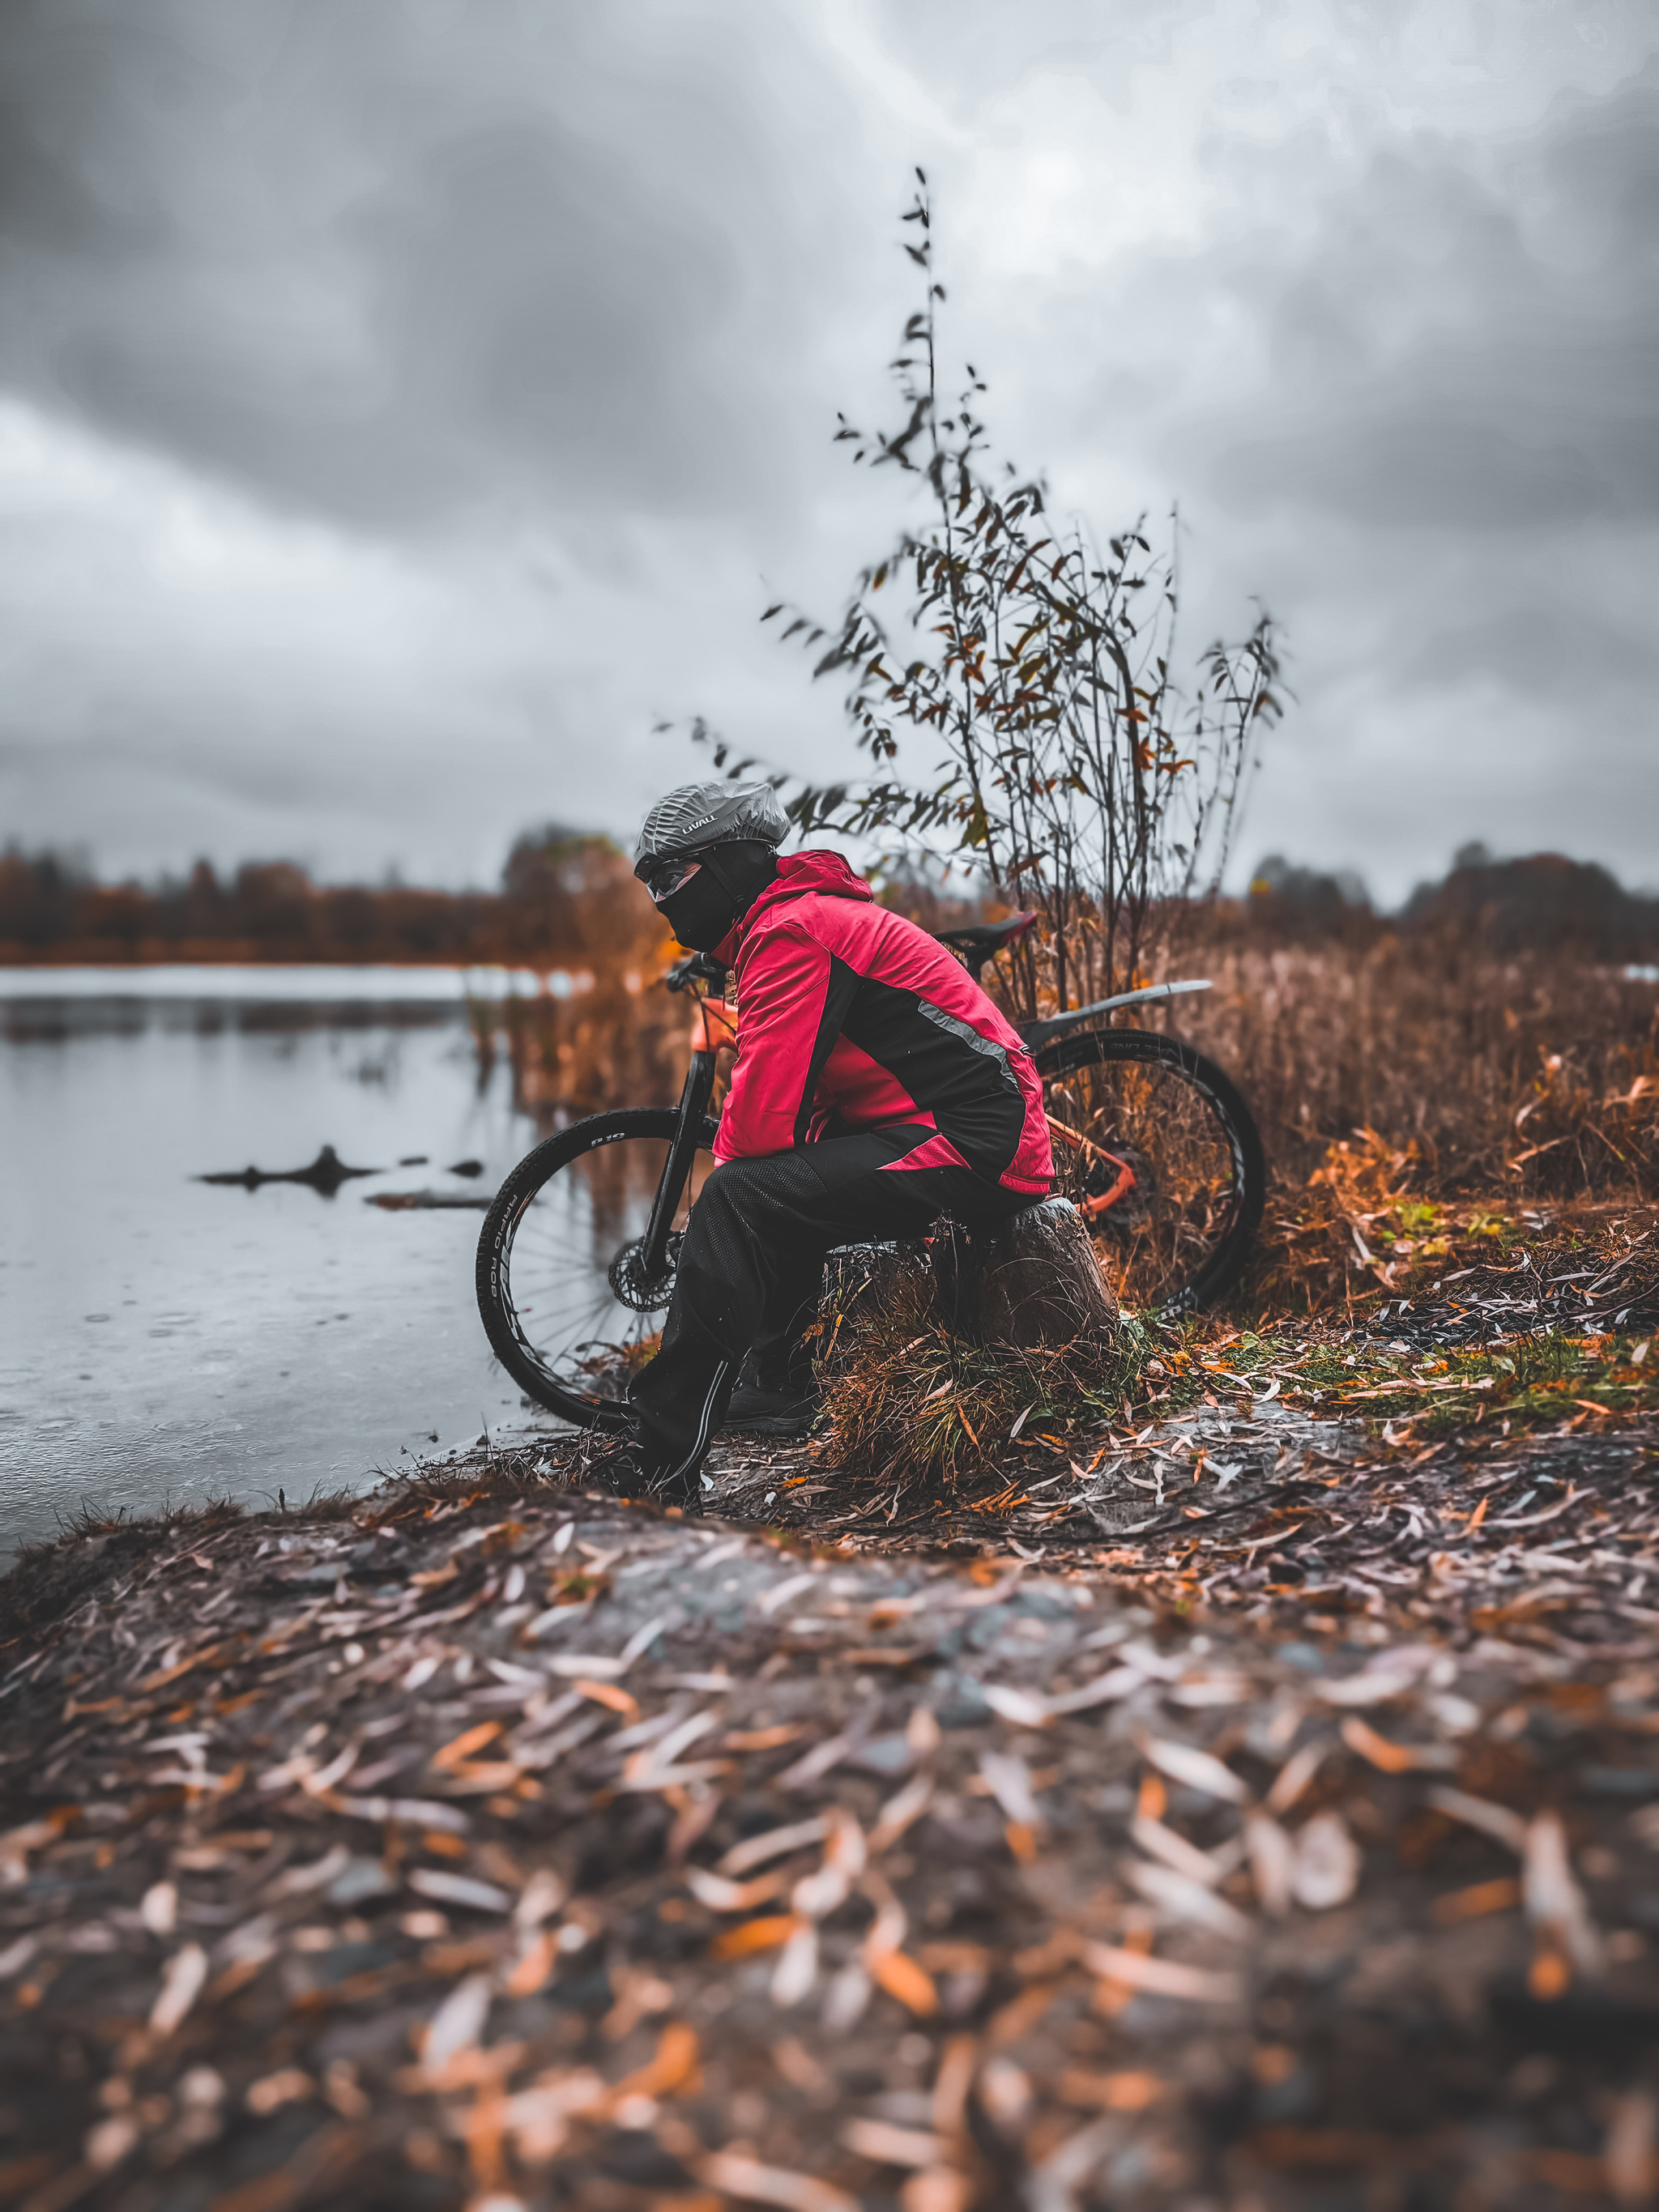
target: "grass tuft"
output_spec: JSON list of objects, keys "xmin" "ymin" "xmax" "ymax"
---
[{"xmin": 812, "ymin": 1247, "xmax": 1155, "ymax": 1489}]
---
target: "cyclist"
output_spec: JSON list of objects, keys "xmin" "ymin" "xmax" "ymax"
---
[{"xmin": 607, "ymin": 779, "xmax": 1055, "ymax": 1509}]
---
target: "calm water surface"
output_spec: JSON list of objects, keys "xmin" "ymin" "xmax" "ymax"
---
[{"xmin": 1, "ymin": 970, "xmax": 570, "ymax": 1558}]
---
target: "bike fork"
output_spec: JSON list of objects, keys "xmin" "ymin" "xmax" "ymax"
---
[{"xmin": 638, "ymin": 1051, "xmax": 718, "ymax": 1281}]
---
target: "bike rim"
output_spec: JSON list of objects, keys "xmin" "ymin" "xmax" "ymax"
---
[
  {"xmin": 1043, "ymin": 1045, "xmax": 1248, "ymax": 1310},
  {"xmin": 497, "ymin": 1133, "xmax": 715, "ymax": 1414}
]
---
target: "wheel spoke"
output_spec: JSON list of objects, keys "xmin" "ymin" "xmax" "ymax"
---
[
  {"xmin": 479, "ymin": 1116, "xmax": 714, "ymax": 1422},
  {"xmin": 1039, "ymin": 1034, "xmax": 1261, "ymax": 1310}
]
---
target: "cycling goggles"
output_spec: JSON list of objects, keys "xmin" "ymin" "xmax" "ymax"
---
[{"xmin": 639, "ymin": 853, "xmax": 706, "ymax": 905}]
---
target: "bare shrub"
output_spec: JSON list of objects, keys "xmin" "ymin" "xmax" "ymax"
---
[{"xmin": 697, "ymin": 176, "xmax": 1282, "ymax": 1019}]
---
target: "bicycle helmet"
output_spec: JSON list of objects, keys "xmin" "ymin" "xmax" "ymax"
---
[
  {"xmin": 633, "ymin": 779, "xmax": 787, "ymax": 886},
  {"xmin": 633, "ymin": 779, "xmax": 790, "ymax": 951}
]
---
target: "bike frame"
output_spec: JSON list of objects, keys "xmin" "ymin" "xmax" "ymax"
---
[{"xmin": 634, "ymin": 958, "xmax": 731, "ymax": 1282}]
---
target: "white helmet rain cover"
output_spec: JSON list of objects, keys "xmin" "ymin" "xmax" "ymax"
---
[{"xmin": 633, "ymin": 781, "xmax": 788, "ymax": 875}]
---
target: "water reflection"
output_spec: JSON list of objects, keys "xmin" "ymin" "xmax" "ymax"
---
[{"xmin": 0, "ymin": 970, "xmax": 561, "ymax": 1558}]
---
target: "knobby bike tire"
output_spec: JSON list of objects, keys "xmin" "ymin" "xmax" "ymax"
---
[
  {"xmin": 476, "ymin": 1106, "xmax": 719, "ymax": 1430},
  {"xmin": 1034, "ymin": 1025, "xmax": 1266, "ymax": 1311}
]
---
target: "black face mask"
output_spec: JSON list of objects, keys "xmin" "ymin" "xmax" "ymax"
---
[{"xmin": 655, "ymin": 842, "xmax": 778, "ymax": 953}]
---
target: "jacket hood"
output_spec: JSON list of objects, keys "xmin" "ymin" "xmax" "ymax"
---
[{"xmin": 713, "ymin": 849, "xmax": 872, "ymax": 962}]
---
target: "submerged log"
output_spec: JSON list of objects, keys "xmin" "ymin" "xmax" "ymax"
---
[
  {"xmin": 196, "ymin": 1144, "xmax": 380, "ymax": 1196},
  {"xmin": 933, "ymin": 1197, "xmax": 1119, "ymax": 1350}
]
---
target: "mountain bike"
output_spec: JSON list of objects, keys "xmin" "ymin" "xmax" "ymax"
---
[{"xmin": 476, "ymin": 914, "xmax": 1265, "ymax": 1426}]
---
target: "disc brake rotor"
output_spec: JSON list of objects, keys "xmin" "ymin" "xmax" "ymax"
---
[{"xmin": 607, "ymin": 1232, "xmax": 680, "ymax": 1314}]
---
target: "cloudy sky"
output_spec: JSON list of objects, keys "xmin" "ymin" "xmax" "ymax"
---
[{"xmin": 1, "ymin": 0, "xmax": 1653, "ymax": 905}]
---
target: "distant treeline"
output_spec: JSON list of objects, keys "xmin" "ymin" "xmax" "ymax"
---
[
  {"xmin": 1241, "ymin": 846, "xmax": 1659, "ymax": 960},
  {"xmin": 0, "ymin": 829, "xmax": 672, "ymax": 969},
  {"xmin": 1, "ymin": 833, "xmax": 1654, "ymax": 966}
]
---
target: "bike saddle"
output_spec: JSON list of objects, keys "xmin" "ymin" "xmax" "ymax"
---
[{"xmin": 934, "ymin": 910, "xmax": 1040, "ymax": 975}]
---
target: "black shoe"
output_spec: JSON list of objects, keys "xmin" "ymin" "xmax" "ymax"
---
[
  {"xmin": 584, "ymin": 1432, "xmax": 705, "ymax": 1515},
  {"xmin": 719, "ymin": 1383, "xmax": 821, "ymax": 1438}
]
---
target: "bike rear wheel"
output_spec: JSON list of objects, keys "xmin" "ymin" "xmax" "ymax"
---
[
  {"xmin": 1035, "ymin": 1027, "xmax": 1265, "ymax": 1311},
  {"xmin": 476, "ymin": 1108, "xmax": 719, "ymax": 1429}
]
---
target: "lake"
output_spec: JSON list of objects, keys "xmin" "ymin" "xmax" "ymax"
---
[{"xmin": 0, "ymin": 967, "xmax": 572, "ymax": 1559}]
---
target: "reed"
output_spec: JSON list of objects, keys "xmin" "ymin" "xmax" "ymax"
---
[{"xmin": 1146, "ymin": 925, "xmax": 1659, "ymax": 1200}]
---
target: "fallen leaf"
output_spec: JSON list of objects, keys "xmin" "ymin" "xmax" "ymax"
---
[
  {"xmin": 571, "ymin": 1679, "xmax": 638, "ymax": 1717},
  {"xmin": 1523, "ymin": 1810, "xmax": 1602, "ymax": 1977},
  {"xmin": 1130, "ymin": 1812, "xmax": 1233, "ymax": 1889},
  {"xmin": 1124, "ymin": 1859, "xmax": 1254, "ymax": 1941},
  {"xmin": 420, "ymin": 1971, "xmax": 493, "ymax": 2073},
  {"xmin": 503, "ymin": 1930, "xmax": 557, "ymax": 1997},
  {"xmin": 982, "ymin": 1684, "xmax": 1050, "ymax": 1728},
  {"xmin": 718, "ymin": 1817, "xmax": 830, "ymax": 1877},
  {"xmin": 245, "ymin": 2067, "xmax": 313, "ymax": 2116},
  {"xmin": 868, "ymin": 1949, "xmax": 939, "ymax": 2016},
  {"xmin": 771, "ymin": 1920, "xmax": 820, "ymax": 2008},
  {"xmin": 1265, "ymin": 1742, "xmax": 1324, "ymax": 1816},
  {"xmin": 1246, "ymin": 1813, "xmax": 1295, "ymax": 1918},
  {"xmin": 140, "ymin": 1880, "xmax": 177, "ymax": 1936},
  {"xmin": 842, "ymin": 2116, "xmax": 949, "ymax": 2168},
  {"xmin": 697, "ymin": 2150, "xmax": 859, "ymax": 2212},
  {"xmin": 148, "ymin": 1942, "xmax": 208, "ymax": 2036},
  {"xmin": 869, "ymin": 1773, "xmax": 933, "ymax": 1855},
  {"xmin": 1313, "ymin": 1671, "xmax": 1421, "ymax": 1708},
  {"xmin": 978, "ymin": 1750, "xmax": 1042, "ymax": 1827},
  {"xmin": 407, "ymin": 1868, "xmax": 513, "ymax": 1914},
  {"xmin": 1058, "ymin": 2068, "xmax": 1166, "ymax": 2112},
  {"xmin": 1427, "ymin": 1787, "xmax": 1529, "ymax": 1854},
  {"xmin": 429, "ymin": 1720, "xmax": 504, "ymax": 1771},
  {"xmin": 1139, "ymin": 1733, "xmax": 1249, "ymax": 1805},
  {"xmin": 1290, "ymin": 1812, "xmax": 1360, "ymax": 1911},
  {"xmin": 512, "ymin": 1867, "xmax": 566, "ymax": 1930},
  {"xmin": 685, "ymin": 1866, "xmax": 790, "ymax": 1915},
  {"xmin": 1044, "ymin": 1665, "xmax": 1145, "ymax": 1716},
  {"xmin": 1604, "ymin": 2087, "xmax": 1657, "ymax": 2207},
  {"xmin": 618, "ymin": 2019, "xmax": 701, "ymax": 2099},
  {"xmin": 710, "ymin": 1915, "xmax": 800, "ymax": 1961},
  {"xmin": 1081, "ymin": 1941, "xmax": 1243, "ymax": 2005},
  {"xmin": 1340, "ymin": 1715, "xmax": 1454, "ymax": 1774},
  {"xmin": 1432, "ymin": 1877, "xmax": 1521, "ymax": 1924}
]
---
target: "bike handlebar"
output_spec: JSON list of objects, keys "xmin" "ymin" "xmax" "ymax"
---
[{"xmin": 665, "ymin": 951, "xmax": 729, "ymax": 995}]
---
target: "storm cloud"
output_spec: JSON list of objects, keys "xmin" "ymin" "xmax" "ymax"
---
[{"xmin": 1, "ymin": 0, "xmax": 1654, "ymax": 900}]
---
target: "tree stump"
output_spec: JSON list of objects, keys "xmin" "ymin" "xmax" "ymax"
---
[{"xmin": 932, "ymin": 1198, "xmax": 1120, "ymax": 1351}]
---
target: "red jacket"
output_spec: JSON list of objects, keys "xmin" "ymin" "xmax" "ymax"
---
[{"xmin": 710, "ymin": 850, "xmax": 1054, "ymax": 1196}]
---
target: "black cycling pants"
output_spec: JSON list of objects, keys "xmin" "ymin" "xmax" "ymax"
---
[{"xmin": 627, "ymin": 1124, "xmax": 1032, "ymax": 1481}]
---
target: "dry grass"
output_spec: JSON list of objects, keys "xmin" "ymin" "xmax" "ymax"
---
[
  {"xmin": 811, "ymin": 1247, "xmax": 1154, "ymax": 1490},
  {"xmin": 1149, "ymin": 927, "xmax": 1658, "ymax": 1199},
  {"xmin": 472, "ymin": 952, "xmax": 692, "ymax": 1119}
]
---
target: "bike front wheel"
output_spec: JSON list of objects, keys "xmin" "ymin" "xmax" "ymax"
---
[
  {"xmin": 476, "ymin": 1108, "xmax": 719, "ymax": 1429},
  {"xmin": 1035, "ymin": 1027, "xmax": 1265, "ymax": 1312}
]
